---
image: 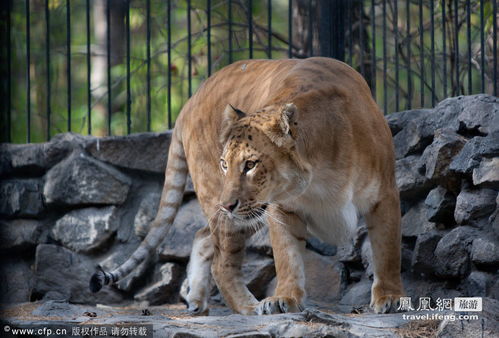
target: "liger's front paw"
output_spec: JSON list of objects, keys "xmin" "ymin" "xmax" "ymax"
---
[
  {"xmin": 370, "ymin": 294, "xmax": 404, "ymax": 314},
  {"xmin": 255, "ymin": 296, "xmax": 304, "ymax": 315}
]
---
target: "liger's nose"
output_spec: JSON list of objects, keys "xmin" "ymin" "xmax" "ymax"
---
[{"xmin": 222, "ymin": 200, "xmax": 239, "ymax": 213}]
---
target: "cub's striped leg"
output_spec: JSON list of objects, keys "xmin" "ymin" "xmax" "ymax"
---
[
  {"xmin": 210, "ymin": 221, "xmax": 258, "ymax": 315},
  {"xmin": 183, "ymin": 226, "xmax": 214, "ymax": 315},
  {"xmin": 256, "ymin": 206, "xmax": 307, "ymax": 315}
]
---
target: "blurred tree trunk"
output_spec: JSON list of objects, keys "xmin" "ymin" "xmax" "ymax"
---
[
  {"xmin": 291, "ymin": 0, "xmax": 372, "ymax": 86},
  {"xmin": 92, "ymin": 0, "xmax": 126, "ymax": 127}
]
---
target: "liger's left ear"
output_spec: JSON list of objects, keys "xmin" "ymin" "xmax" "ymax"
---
[
  {"xmin": 220, "ymin": 104, "xmax": 246, "ymax": 144},
  {"xmin": 263, "ymin": 103, "xmax": 298, "ymax": 148}
]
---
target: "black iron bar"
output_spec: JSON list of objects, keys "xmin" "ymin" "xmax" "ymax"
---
[
  {"xmin": 7, "ymin": 0, "xmax": 11, "ymax": 142},
  {"xmin": 442, "ymin": 0, "xmax": 447, "ymax": 98},
  {"xmin": 187, "ymin": 0, "xmax": 192, "ymax": 97},
  {"xmin": 419, "ymin": 0, "xmax": 424, "ymax": 107},
  {"xmin": 348, "ymin": 0, "xmax": 352, "ymax": 65},
  {"xmin": 248, "ymin": 0, "xmax": 253, "ymax": 58},
  {"xmin": 229, "ymin": 0, "xmax": 233, "ymax": 63},
  {"xmin": 288, "ymin": 0, "xmax": 292, "ymax": 58},
  {"xmin": 360, "ymin": 1, "xmax": 364, "ymax": 76},
  {"xmin": 371, "ymin": 0, "xmax": 376, "ymax": 98},
  {"xmin": 382, "ymin": 0, "xmax": 386, "ymax": 112},
  {"xmin": 207, "ymin": 0, "xmax": 212, "ymax": 75},
  {"xmin": 493, "ymin": 0, "xmax": 497, "ymax": 96},
  {"xmin": 167, "ymin": 0, "xmax": 172, "ymax": 129},
  {"xmin": 147, "ymin": 0, "xmax": 151, "ymax": 129},
  {"xmin": 394, "ymin": 0, "xmax": 399, "ymax": 111},
  {"xmin": 267, "ymin": 0, "xmax": 272, "ymax": 58},
  {"xmin": 46, "ymin": 0, "xmax": 51, "ymax": 140},
  {"xmin": 126, "ymin": 0, "xmax": 131, "ymax": 134},
  {"xmin": 308, "ymin": 0, "xmax": 313, "ymax": 56},
  {"xmin": 86, "ymin": 0, "xmax": 91, "ymax": 135},
  {"xmin": 106, "ymin": 0, "xmax": 111, "ymax": 135},
  {"xmin": 466, "ymin": 0, "xmax": 471, "ymax": 94},
  {"xmin": 454, "ymin": 0, "xmax": 459, "ymax": 96},
  {"xmin": 67, "ymin": 0, "xmax": 71, "ymax": 132},
  {"xmin": 480, "ymin": 0, "xmax": 484, "ymax": 93},
  {"xmin": 430, "ymin": 0, "xmax": 435, "ymax": 105},
  {"xmin": 26, "ymin": 0, "xmax": 31, "ymax": 143},
  {"xmin": 406, "ymin": 0, "xmax": 412, "ymax": 109}
]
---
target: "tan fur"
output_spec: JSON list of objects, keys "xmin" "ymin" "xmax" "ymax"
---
[{"xmin": 172, "ymin": 57, "xmax": 402, "ymax": 314}]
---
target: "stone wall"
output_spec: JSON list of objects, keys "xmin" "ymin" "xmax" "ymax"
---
[{"xmin": 0, "ymin": 94, "xmax": 498, "ymax": 313}]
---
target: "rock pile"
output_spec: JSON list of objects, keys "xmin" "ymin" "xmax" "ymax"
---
[{"xmin": 0, "ymin": 95, "xmax": 498, "ymax": 321}]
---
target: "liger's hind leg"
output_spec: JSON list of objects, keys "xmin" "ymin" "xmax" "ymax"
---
[
  {"xmin": 365, "ymin": 189, "xmax": 404, "ymax": 313},
  {"xmin": 183, "ymin": 226, "xmax": 214, "ymax": 315}
]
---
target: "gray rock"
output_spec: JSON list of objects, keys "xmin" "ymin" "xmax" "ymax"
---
[
  {"xmin": 52, "ymin": 206, "xmax": 120, "ymax": 253},
  {"xmin": 360, "ymin": 239, "xmax": 373, "ymax": 278},
  {"xmin": 456, "ymin": 94, "xmax": 499, "ymax": 134},
  {"xmin": 0, "ymin": 219, "xmax": 45, "ymax": 251},
  {"xmin": 450, "ymin": 132, "xmax": 499, "ymax": 174},
  {"xmin": 86, "ymin": 132, "xmax": 171, "ymax": 174},
  {"xmin": 242, "ymin": 253, "xmax": 275, "ymax": 300},
  {"xmin": 454, "ymin": 187, "xmax": 497, "ymax": 225},
  {"xmin": 434, "ymin": 226, "xmax": 476, "ymax": 278},
  {"xmin": 0, "ymin": 144, "xmax": 13, "ymax": 176},
  {"xmin": 411, "ymin": 231, "xmax": 443, "ymax": 275},
  {"xmin": 31, "ymin": 300, "xmax": 100, "ymax": 318},
  {"xmin": 306, "ymin": 237, "xmax": 337, "ymax": 256},
  {"xmin": 303, "ymin": 250, "xmax": 346, "ymax": 303},
  {"xmin": 393, "ymin": 120, "xmax": 431, "ymax": 159},
  {"xmin": 385, "ymin": 108, "xmax": 432, "ymax": 136},
  {"xmin": 472, "ymin": 157, "xmax": 499, "ymax": 188},
  {"xmin": 437, "ymin": 298, "xmax": 499, "ymax": 338},
  {"xmin": 32, "ymin": 244, "xmax": 124, "ymax": 304},
  {"xmin": 134, "ymin": 191, "xmax": 161, "ymax": 238},
  {"xmin": 5, "ymin": 143, "xmax": 46, "ymax": 175},
  {"xmin": 396, "ymin": 155, "xmax": 434, "ymax": 201},
  {"xmin": 339, "ymin": 278, "xmax": 372, "ymax": 306},
  {"xmin": 470, "ymin": 237, "xmax": 499, "ymax": 267},
  {"xmin": 461, "ymin": 271, "xmax": 491, "ymax": 297},
  {"xmin": 159, "ymin": 199, "xmax": 207, "ymax": 262},
  {"xmin": 418, "ymin": 96, "xmax": 463, "ymax": 135},
  {"xmin": 401, "ymin": 201, "xmax": 436, "ymax": 237},
  {"xmin": 11, "ymin": 300, "xmax": 498, "ymax": 338},
  {"xmin": 44, "ymin": 152, "xmax": 131, "ymax": 206},
  {"xmin": 134, "ymin": 263, "xmax": 183, "ymax": 305},
  {"xmin": 424, "ymin": 186, "xmax": 456, "ymax": 224},
  {"xmin": 418, "ymin": 129, "xmax": 466, "ymax": 182},
  {"xmin": 0, "ymin": 133, "xmax": 89, "ymax": 176},
  {"xmin": 0, "ymin": 179, "xmax": 45, "ymax": 217},
  {"xmin": 0, "ymin": 258, "xmax": 34, "ymax": 303}
]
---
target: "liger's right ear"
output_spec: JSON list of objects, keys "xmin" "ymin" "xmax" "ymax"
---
[{"xmin": 220, "ymin": 104, "xmax": 246, "ymax": 144}]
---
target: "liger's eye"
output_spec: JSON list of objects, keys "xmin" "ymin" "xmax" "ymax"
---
[
  {"xmin": 244, "ymin": 160, "xmax": 257, "ymax": 172},
  {"xmin": 220, "ymin": 159, "xmax": 228, "ymax": 171}
]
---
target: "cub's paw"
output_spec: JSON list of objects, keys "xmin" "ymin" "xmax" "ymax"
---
[
  {"xmin": 255, "ymin": 296, "xmax": 303, "ymax": 315},
  {"xmin": 370, "ymin": 294, "xmax": 403, "ymax": 314}
]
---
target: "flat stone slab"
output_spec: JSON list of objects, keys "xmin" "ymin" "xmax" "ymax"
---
[{"xmin": 1, "ymin": 300, "xmax": 497, "ymax": 337}]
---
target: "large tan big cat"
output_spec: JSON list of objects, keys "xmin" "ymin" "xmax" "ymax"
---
[{"xmin": 90, "ymin": 57, "xmax": 404, "ymax": 315}]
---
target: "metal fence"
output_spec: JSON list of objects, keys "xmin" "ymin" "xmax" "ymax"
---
[{"xmin": 1, "ymin": 0, "xmax": 497, "ymax": 143}]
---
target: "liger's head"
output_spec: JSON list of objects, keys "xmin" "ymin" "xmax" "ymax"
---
[{"xmin": 218, "ymin": 103, "xmax": 308, "ymax": 224}]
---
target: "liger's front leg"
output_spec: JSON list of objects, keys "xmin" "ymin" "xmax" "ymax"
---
[
  {"xmin": 256, "ymin": 205, "xmax": 307, "ymax": 315},
  {"xmin": 210, "ymin": 222, "xmax": 259, "ymax": 315}
]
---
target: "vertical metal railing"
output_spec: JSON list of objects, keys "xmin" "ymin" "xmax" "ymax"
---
[{"xmin": 3, "ymin": 0, "xmax": 498, "ymax": 143}]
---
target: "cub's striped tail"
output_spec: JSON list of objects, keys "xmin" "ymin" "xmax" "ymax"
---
[{"xmin": 89, "ymin": 128, "xmax": 188, "ymax": 293}]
